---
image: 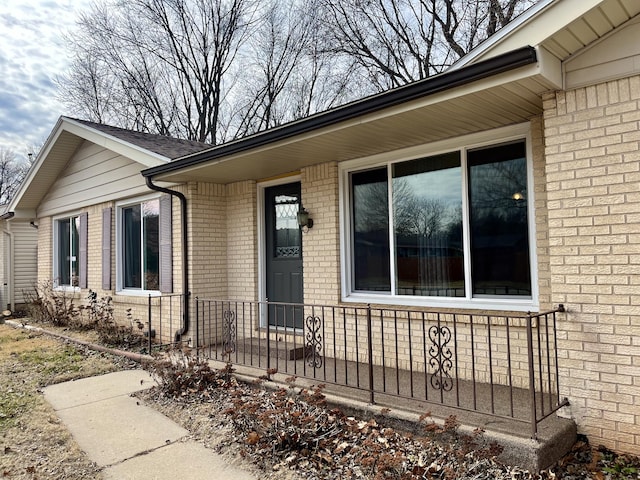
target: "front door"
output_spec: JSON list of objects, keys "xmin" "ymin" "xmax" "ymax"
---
[{"xmin": 265, "ymin": 182, "xmax": 304, "ymax": 328}]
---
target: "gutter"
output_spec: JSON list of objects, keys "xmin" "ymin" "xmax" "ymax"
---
[
  {"xmin": 144, "ymin": 177, "xmax": 190, "ymax": 342},
  {"xmin": 141, "ymin": 46, "xmax": 537, "ymax": 178},
  {"xmin": 0, "ymin": 212, "xmax": 14, "ymax": 220}
]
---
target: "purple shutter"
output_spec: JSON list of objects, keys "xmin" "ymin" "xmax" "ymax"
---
[
  {"xmin": 78, "ymin": 212, "xmax": 88, "ymax": 289},
  {"xmin": 159, "ymin": 195, "xmax": 173, "ymax": 293},
  {"xmin": 102, "ymin": 208, "xmax": 112, "ymax": 290}
]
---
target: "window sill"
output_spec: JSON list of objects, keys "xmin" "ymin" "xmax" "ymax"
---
[
  {"xmin": 54, "ymin": 285, "xmax": 81, "ymax": 293},
  {"xmin": 116, "ymin": 289, "xmax": 162, "ymax": 298},
  {"xmin": 341, "ymin": 292, "xmax": 539, "ymax": 313}
]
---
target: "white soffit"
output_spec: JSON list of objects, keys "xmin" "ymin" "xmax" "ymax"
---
[
  {"xmin": 564, "ymin": 14, "xmax": 640, "ymax": 88},
  {"xmin": 453, "ymin": 0, "xmax": 640, "ymax": 68}
]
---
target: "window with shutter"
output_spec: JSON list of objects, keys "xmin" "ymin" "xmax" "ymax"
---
[
  {"xmin": 53, "ymin": 214, "xmax": 80, "ymax": 288},
  {"xmin": 116, "ymin": 195, "xmax": 169, "ymax": 294}
]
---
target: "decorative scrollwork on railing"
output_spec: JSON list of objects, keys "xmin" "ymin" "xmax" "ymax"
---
[
  {"xmin": 304, "ymin": 314, "xmax": 323, "ymax": 368},
  {"xmin": 222, "ymin": 310, "xmax": 236, "ymax": 355},
  {"xmin": 428, "ymin": 325, "xmax": 453, "ymax": 391}
]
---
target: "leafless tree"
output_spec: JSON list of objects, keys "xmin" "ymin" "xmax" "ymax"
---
[
  {"xmin": 0, "ymin": 148, "xmax": 33, "ymax": 205},
  {"xmin": 231, "ymin": 0, "xmax": 358, "ymax": 137},
  {"xmin": 58, "ymin": 0, "xmax": 539, "ymax": 141},
  {"xmin": 320, "ymin": 0, "xmax": 537, "ymax": 91},
  {"xmin": 59, "ymin": 0, "xmax": 259, "ymax": 144},
  {"xmin": 232, "ymin": 1, "xmax": 311, "ymax": 136},
  {"xmin": 395, "ymin": 196, "xmax": 448, "ymax": 238}
]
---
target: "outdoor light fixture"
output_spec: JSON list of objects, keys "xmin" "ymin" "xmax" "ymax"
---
[
  {"xmin": 297, "ymin": 207, "xmax": 313, "ymax": 229},
  {"xmin": 512, "ymin": 191, "xmax": 525, "ymax": 201}
]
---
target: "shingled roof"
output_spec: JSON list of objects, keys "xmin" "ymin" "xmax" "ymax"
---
[{"xmin": 67, "ymin": 117, "xmax": 213, "ymax": 160}]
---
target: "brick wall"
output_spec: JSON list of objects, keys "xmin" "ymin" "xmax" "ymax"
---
[
  {"xmin": 544, "ymin": 75, "xmax": 640, "ymax": 454},
  {"xmin": 187, "ymin": 182, "xmax": 227, "ymax": 299},
  {"xmin": 301, "ymin": 162, "xmax": 341, "ymax": 304},
  {"xmin": 226, "ymin": 180, "xmax": 258, "ymax": 300},
  {"xmin": 37, "ymin": 216, "xmax": 52, "ymax": 283},
  {"xmin": 35, "ymin": 196, "xmax": 186, "ymax": 343},
  {"xmin": 531, "ymin": 116, "xmax": 553, "ymax": 310}
]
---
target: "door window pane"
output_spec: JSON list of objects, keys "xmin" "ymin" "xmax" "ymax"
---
[
  {"xmin": 393, "ymin": 152, "xmax": 464, "ymax": 296},
  {"xmin": 352, "ymin": 168, "xmax": 390, "ymax": 291},
  {"xmin": 468, "ymin": 141, "xmax": 531, "ymax": 297},
  {"xmin": 274, "ymin": 194, "xmax": 301, "ymax": 258}
]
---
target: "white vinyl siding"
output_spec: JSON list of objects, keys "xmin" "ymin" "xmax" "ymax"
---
[
  {"xmin": 2, "ymin": 221, "xmax": 38, "ymax": 307},
  {"xmin": 38, "ymin": 141, "xmax": 153, "ymax": 217},
  {"xmin": 564, "ymin": 15, "xmax": 640, "ymax": 89}
]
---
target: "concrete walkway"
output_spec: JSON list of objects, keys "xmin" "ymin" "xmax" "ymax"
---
[{"xmin": 43, "ymin": 370, "xmax": 256, "ymax": 480}]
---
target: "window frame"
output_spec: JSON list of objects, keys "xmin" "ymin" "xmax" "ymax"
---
[
  {"xmin": 339, "ymin": 123, "xmax": 539, "ymax": 312},
  {"xmin": 115, "ymin": 194, "xmax": 162, "ymax": 296},
  {"xmin": 52, "ymin": 212, "xmax": 82, "ymax": 290}
]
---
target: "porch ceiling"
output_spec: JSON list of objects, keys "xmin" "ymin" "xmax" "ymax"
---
[{"xmin": 151, "ymin": 69, "xmax": 555, "ymax": 185}]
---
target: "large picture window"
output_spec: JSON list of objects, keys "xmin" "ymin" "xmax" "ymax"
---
[
  {"xmin": 344, "ymin": 134, "xmax": 534, "ymax": 310},
  {"xmin": 120, "ymin": 199, "xmax": 160, "ymax": 291},
  {"xmin": 55, "ymin": 216, "xmax": 80, "ymax": 287}
]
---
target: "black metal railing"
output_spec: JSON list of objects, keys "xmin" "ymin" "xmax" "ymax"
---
[
  {"xmin": 145, "ymin": 293, "xmax": 186, "ymax": 352},
  {"xmin": 191, "ymin": 298, "xmax": 568, "ymax": 438}
]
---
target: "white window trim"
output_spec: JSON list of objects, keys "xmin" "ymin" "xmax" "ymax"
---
[
  {"xmin": 115, "ymin": 194, "xmax": 162, "ymax": 297},
  {"xmin": 52, "ymin": 211, "xmax": 82, "ymax": 291},
  {"xmin": 339, "ymin": 123, "xmax": 539, "ymax": 312}
]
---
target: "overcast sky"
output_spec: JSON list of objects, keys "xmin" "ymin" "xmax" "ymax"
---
[{"xmin": 0, "ymin": 0, "xmax": 86, "ymax": 160}]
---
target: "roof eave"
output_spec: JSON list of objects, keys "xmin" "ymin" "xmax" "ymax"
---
[
  {"xmin": 7, "ymin": 117, "xmax": 172, "ymax": 215},
  {"xmin": 142, "ymin": 46, "xmax": 538, "ymax": 179}
]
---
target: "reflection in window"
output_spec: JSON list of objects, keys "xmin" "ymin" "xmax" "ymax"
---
[
  {"xmin": 122, "ymin": 199, "xmax": 159, "ymax": 290},
  {"xmin": 468, "ymin": 142, "xmax": 530, "ymax": 296},
  {"xmin": 393, "ymin": 152, "xmax": 464, "ymax": 296},
  {"xmin": 348, "ymin": 139, "xmax": 532, "ymax": 302},
  {"xmin": 56, "ymin": 216, "xmax": 79, "ymax": 287},
  {"xmin": 274, "ymin": 194, "xmax": 301, "ymax": 258},
  {"xmin": 352, "ymin": 168, "xmax": 390, "ymax": 291}
]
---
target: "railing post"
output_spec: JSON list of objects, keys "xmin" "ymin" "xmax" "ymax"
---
[
  {"xmin": 526, "ymin": 311, "xmax": 538, "ymax": 439},
  {"xmin": 195, "ymin": 297, "xmax": 199, "ymax": 356},
  {"xmin": 266, "ymin": 300, "xmax": 271, "ymax": 371},
  {"xmin": 147, "ymin": 294, "xmax": 152, "ymax": 354},
  {"xmin": 367, "ymin": 304, "xmax": 375, "ymax": 404}
]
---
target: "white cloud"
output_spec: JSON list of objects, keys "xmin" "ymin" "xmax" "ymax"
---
[{"xmin": 0, "ymin": 0, "xmax": 85, "ymax": 158}]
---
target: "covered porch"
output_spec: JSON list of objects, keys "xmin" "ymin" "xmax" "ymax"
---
[{"xmin": 190, "ymin": 298, "xmax": 569, "ymax": 441}]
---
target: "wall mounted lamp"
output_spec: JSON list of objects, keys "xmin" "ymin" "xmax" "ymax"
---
[{"xmin": 297, "ymin": 207, "xmax": 313, "ymax": 229}]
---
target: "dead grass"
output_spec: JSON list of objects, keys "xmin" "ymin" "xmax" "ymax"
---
[{"xmin": 0, "ymin": 323, "xmax": 133, "ymax": 479}]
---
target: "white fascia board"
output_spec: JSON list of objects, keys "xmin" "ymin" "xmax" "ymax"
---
[
  {"xmin": 9, "ymin": 209, "xmax": 37, "ymax": 220},
  {"xmin": 537, "ymin": 45, "xmax": 563, "ymax": 90},
  {"xmin": 6, "ymin": 117, "xmax": 66, "ymax": 213},
  {"xmin": 452, "ymin": 0, "xmax": 605, "ymax": 70},
  {"xmin": 62, "ymin": 118, "xmax": 170, "ymax": 168},
  {"xmin": 7, "ymin": 116, "xmax": 171, "ymax": 216}
]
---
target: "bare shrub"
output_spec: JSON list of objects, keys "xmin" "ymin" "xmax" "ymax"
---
[
  {"xmin": 23, "ymin": 281, "xmax": 82, "ymax": 328},
  {"xmin": 143, "ymin": 347, "xmax": 236, "ymax": 397}
]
